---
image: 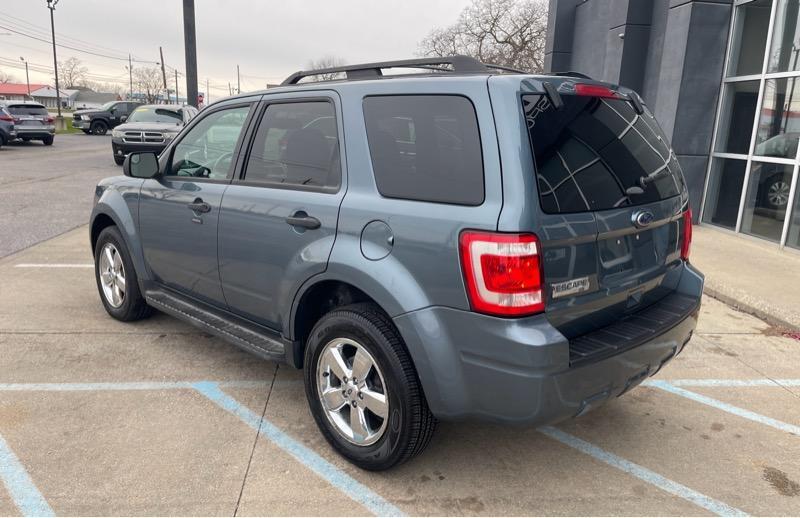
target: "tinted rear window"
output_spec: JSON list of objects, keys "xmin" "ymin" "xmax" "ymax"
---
[
  {"xmin": 523, "ymin": 94, "xmax": 685, "ymax": 214},
  {"xmin": 363, "ymin": 95, "xmax": 484, "ymax": 205},
  {"xmin": 7, "ymin": 105, "xmax": 48, "ymax": 116}
]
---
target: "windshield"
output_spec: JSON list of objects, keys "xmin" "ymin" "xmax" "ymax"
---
[
  {"xmin": 523, "ymin": 92, "xmax": 685, "ymax": 214},
  {"xmin": 127, "ymin": 106, "xmax": 182, "ymax": 124}
]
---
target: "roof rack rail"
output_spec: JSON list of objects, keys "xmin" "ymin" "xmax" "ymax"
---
[
  {"xmin": 553, "ymin": 71, "xmax": 593, "ymax": 80},
  {"xmin": 281, "ymin": 55, "xmax": 523, "ymax": 85}
]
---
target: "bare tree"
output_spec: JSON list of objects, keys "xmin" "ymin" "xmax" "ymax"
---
[
  {"xmin": 305, "ymin": 56, "xmax": 347, "ymax": 82},
  {"xmin": 418, "ymin": 0, "xmax": 549, "ymax": 73},
  {"xmin": 133, "ymin": 67, "xmax": 163, "ymax": 103},
  {"xmin": 83, "ymin": 80, "xmax": 124, "ymax": 96},
  {"xmin": 0, "ymin": 70, "xmax": 15, "ymax": 84},
  {"xmin": 57, "ymin": 57, "xmax": 88, "ymax": 88}
]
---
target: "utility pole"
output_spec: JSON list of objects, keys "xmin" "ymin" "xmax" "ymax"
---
[
  {"xmin": 159, "ymin": 46, "xmax": 167, "ymax": 104},
  {"xmin": 46, "ymin": 0, "xmax": 62, "ymax": 118},
  {"xmin": 174, "ymin": 69, "xmax": 179, "ymax": 104},
  {"xmin": 183, "ymin": 0, "xmax": 198, "ymax": 107},
  {"xmin": 228, "ymin": 82, "xmax": 232, "ymax": 96},
  {"xmin": 237, "ymin": 65, "xmax": 240, "ymax": 94},
  {"xmin": 128, "ymin": 54, "xmax": 133, "ymax": 101},
  {"xmin": 20, "ymin": 57, "xmax": 30, "ymax": 96}
]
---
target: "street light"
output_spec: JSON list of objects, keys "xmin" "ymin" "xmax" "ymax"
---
[
  {"xmin": 46, "ymin": 0, "xmax": 62, "ymax": 118},
  {"xmin": 19, "ymin": 57, "xmax": 30, "ymax": 97}
]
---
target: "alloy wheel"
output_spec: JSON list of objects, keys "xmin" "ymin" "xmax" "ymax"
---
[
  {"xmin": 316, "ymin": 338, "xmax": 389, "ymax": 446},
  {"xmin": 767, "ymin": 180, "xmax": 790, "ymax": 208},
  {"xmin": 98, "ymin": 243, "xmax": 126, "ymax": 308}
]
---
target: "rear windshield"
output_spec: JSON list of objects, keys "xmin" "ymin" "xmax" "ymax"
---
[
  {"xmin": 7, "ymin": 105, "xmax": 48, "ymax": 117},
  {"xmin": 523, "ymin": 93, "xmax": 685, "ymax": 214},
  {"xmin": 127, "ymin": 107, "xmax": 182, "ymax": 124}
]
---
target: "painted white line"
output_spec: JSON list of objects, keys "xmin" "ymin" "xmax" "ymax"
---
[
  {"xmin": 194, "ymin": 382, "xmax": 404, "ymax": 517},
  {"xmin": 649, "ymin": 379, "xmax": 800, "ymax": 388},
  {"xmin": 540, "ymin": 426, "xmax": 748, "ymax": 517},
  {"xmin": 0, "ymin": 433, "xmax": 54, "ymax": 517},
  {"xmin": 14, "ymin": 263, "xmax": 93, "ymax": 268},
  {"xmin": 649, "ymin": 380, "xmax": 800, "ymax": 436}
]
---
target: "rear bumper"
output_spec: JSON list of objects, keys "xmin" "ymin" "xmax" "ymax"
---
[
  {"xmin": 15, "ymin": 126, "xmax": 55, "ymax": 138},
  {"xmin": 393, "ymin": 262, "xmax": 704, "ymax": 424}
]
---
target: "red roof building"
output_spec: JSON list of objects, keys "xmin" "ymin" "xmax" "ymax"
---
[{"xmin": 0, "ymin": 83, "xmax": 50, "ymax": 100}]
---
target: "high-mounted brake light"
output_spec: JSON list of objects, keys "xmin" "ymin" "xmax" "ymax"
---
[
  {"xmin": 574, "ymin": 83, "xmax": 621, "ymax": 99},
  {"xmin": 681, "ymin": 208, "xmax": 693, "ymax": 261},
  {"xmin": 459, "ymin": 231, "xmax": 545, "ymax": 317}
]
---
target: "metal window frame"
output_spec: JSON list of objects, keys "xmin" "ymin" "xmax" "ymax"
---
[{"xmin": 702, "ymin": 0, "xmax": 800, "ymax": 249}]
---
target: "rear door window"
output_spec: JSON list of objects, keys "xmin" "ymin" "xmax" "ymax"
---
[
  {"xmin": 523, "ymin": 93, "xmax": 685, "ymax": 214},
  {"xmin": 363, "ymin": 95, "xmax": 484, "ymax": 205}
]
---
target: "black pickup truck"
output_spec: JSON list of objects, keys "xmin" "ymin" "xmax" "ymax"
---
[{"xmin": 73, "ymin": 101, "xmax": 141, "ymax": 135}]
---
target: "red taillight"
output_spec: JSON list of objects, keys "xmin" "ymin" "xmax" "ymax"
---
[
  {"xmin": 46, "ymin": 116, "xmax": 55, "ymax": 123},
  {"xmin": 0, "ymin": 114, "xmax": 12, "ymax": 122},
  {"xmin": 574, "ymin": 83, "xmax": 621, "ymax": 99},
  {"xmin": 459, "ymin": 231, "xmax": 545, "ymax": 316},
  {"xmin": 681, "ymin": 208, "xmax": 693, "ymax": 261}
]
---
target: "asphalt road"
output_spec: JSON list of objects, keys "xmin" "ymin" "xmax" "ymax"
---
[{"xmin": 0, "ymin": 134, "xmax": 117, "ymax": 258}]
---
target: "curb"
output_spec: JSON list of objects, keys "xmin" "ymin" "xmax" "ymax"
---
[{"xmin": 703, "ymin": 286, "xmax": 799, "ymax": 333}]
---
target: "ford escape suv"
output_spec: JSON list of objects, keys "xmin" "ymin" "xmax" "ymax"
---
[{"xmin": 90, "ymin": 56, "xmax": 702, "ymax": 471}]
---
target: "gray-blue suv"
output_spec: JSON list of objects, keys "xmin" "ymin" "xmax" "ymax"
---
[{"xmin": 90, "ymin": 56, "xmax": 703, "ymax": 470}]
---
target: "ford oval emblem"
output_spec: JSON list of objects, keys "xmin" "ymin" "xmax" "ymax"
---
[{"xmin": 632, "ymin": 210, "xmax": 655, "ymax": 228}]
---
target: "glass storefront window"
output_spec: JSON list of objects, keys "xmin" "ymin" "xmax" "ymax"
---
[
  {"xmin": 767, "ymin": 0, "xmax": 800, "ymax": 73},
  {"xmin": 786, "ymin": 180, "xmax": 800, "ymax": 249},
  {"xmin": 714, "ymin": 80, "xmax": 760, "ymax": 154},
  {"xmin": 740, "ymin": 162, "xmax": 794, "ymax": 241},
  {"xmin": 754, "ymin": 77, "xmax": 800, "ymax": 158},
  {"xmin": 703, "ymin": 158, "xmax": 747, "ymax": 229},
  {"xmin": 728, "ymin": 0, "xmax": 772, "ymax": 77}
]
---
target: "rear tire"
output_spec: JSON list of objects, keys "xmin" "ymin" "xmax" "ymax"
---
[
  {"xmin": 94, "ymin": 226, "xmax": 152, "ymax": 322},
  {"xmin": 304, "ymin": 302, "xmax": 436, "ymax": 470},
  {"xmin": 42, "ymin": 136, "xmax": 54, "ymax": 146},
  {"xmin": 90, "ymin": 120, "xmax": 108, "ymax": 135},
  {"xmin": 82, "ymin": 129, "xmax": 91, "ymax": 134}
]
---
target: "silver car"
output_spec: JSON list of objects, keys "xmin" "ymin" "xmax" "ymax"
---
[{"xmin": 0, "ymin": 101, "xmax": 55, "ymax": 146}]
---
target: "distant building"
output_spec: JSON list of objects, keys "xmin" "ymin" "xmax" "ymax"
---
[
  {"xmin": 0, "ymin": 83, "xmax": 48, "ymax": 101},
  {"xmin": 72, "ymin": 88, "xmax": 120, "ymax": 110},
  {"xmin": 30, "ymin": 86, "xmax": 79, "ymax": 109}
]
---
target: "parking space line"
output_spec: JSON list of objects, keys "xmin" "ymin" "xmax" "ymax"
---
[
  {"xmin": 13, "ymin": 264, "xmax": 93, "ymax": 268},
  {"xmin": 539, "ymin": 426, "xmax": 748, "ymax": 517},
  {"xmin": 192, "ymin": 381, "xmax": 404, "ymax": 517},
  {"xmin": 0, "ymin": 381, "xmax": 270, "ymax": 392},
  {"xmin": 648, "ymin": 381, "xmax": 800, "ymax": 436},
  {"xmin": 650, "ymin": 379, "xmax": 800, "ymax": 387},
  {"xmin": 0, "ymin": 433, "xmax": 55, "ymax": 517}
]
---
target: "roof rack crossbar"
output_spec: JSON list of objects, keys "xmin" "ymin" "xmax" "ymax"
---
[{"xmin": 281, "ymin": 55, "xmax": 492, "ymax": 85}]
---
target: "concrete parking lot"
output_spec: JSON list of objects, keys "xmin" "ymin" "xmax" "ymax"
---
[{"xmin": 1, "ymin": 141, "xmax": 800, "ymax": 516}]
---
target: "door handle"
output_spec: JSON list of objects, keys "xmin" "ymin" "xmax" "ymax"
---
[
  {"xmin": 286, "ymin": 212, "xmax": 321, "ymax": 229},
  {"xmin": 188, "ymin": 199, "xmax": 211, "ymax": 214}
]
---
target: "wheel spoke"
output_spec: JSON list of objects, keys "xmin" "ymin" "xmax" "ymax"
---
[
  {"xmin": 116, "ymin": 270, "xmax": 126, "ymax": 288},
  {"xmin": 322, "ymin": 346, "xmax": 351, "ymax": 381},
  {"xmin": 112, "ymin": 250, "xmax": 122, "ymax": 270},
  {"xmin": 351, "ymin": 348, "xmax": 372, "ymax": 382},
  {"xmin": 100, "ymin": 271, "xmax": 113, "ymax": 286},
  {"xmin": 112, "ymin": 283, "xmax": 123, "ymax": 306},
  {"xmin": 321, "ymin": 388, "xmax": 346, "ymax": 412},
  {"xmin": 360, "ymin": 388, "xmax": 387, "ymax": 419},
  {"xmin": 103, "ymin": 246, "xmax": 114, "ymax": 268},
  {"xmin": 349, "ymin": 405, "xmax": 369, "ymax": 442}
]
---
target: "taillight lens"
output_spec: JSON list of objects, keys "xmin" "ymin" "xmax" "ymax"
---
[
  {"xmin": 681, "ymin": 208, "xmax": 693, "ymax": 261},
  {"xmin": 0, "ymin": 114, "xmax": 12, "ymax": 122},
  {"xmin": 46, "ymin": 116, "xmax": 55, "ymax": 123},
  {"xmin": 574, "ymin": 83, "xmax": 621, "ymax": 99},
  {"xmin": 459, "ymin": 231, "xmax": 545, "ymax": 317}
]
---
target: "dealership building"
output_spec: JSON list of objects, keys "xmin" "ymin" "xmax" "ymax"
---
[{"xmin": 545, "ymin": 0, "xmax": 800, "ymax": 251}]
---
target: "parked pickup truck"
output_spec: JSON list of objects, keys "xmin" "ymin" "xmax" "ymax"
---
[{"xmin": 73, "ymin": 101, "xmax": 141, "ymax": 135}]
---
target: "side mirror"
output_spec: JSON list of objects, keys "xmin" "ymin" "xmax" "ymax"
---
[{"xmin": 123, "ymin": 152, "xmax": 160, "ymax": 179}]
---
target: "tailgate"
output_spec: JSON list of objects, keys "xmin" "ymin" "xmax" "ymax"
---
[{"xmin": 520, "ymin": 79, "xmax": 691, "ymax": 339}]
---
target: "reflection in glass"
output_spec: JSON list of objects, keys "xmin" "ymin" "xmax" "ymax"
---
[
  {"xmin": 768, "ymin": 0, "xmax": 800, "ymax": 73},
  {"xmin": 786, "ymin": 179, "xmax": 800, "ymax": 249},
  {"xmin": 728, "ymin": 0, "xmax": 771, "ymax": 77},
  {"xmin": 703, "ymin": 158, "xmax": 746, "ymax": 230},
  {"xmin": 714, "ymin": 81, "xmax": 759, "ymax": 154},
  {"xmin": 741, "ymin": 162, "xmax": 793, "ymax": 242},
  {"xmin": 754, "ymin": 78, "xmax": 800, "ymax": 158}
]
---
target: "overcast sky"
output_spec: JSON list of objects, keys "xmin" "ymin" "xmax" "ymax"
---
[{"xmin": 0, "ymin": 0, "xmax": 470, "ymax": 98}]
